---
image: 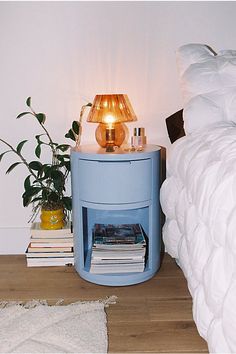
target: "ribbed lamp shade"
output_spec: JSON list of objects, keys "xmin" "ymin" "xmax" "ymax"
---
[
  {"xmin": 87, "ymin": 94, "xmax": 137, "ymax": 152},
  {"xmin": 87, "ymin": 94, "xmax": 137, "ymax": 124}
]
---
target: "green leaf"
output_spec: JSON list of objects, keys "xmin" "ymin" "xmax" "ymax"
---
[
  {"xmin": 22, "ymin": 193, "xmax": 31, "ymax": 207},
  {"xmin": 72, "ymin": 121, "xmax": 80, "ymax": 135},
  {"xmin": 0, "ymin": 150, "xmax": 11, "ymax": 162},
  {"xmin": 42, "ymin": 165, "xmax": 52, "ymax": 178},
  {"xmin": 55, "ymin": 154, "xmax": 70, "ymax": 162},
  {"xmin": 24, "ymin": 175, "xmax": 31, "ymax": 190},
  {"xmin": 29, "ymin": 161, "xmax": 43, "ymax": 171},
  {"xmin": 33, "ymin": 177, "xmax": 44, "ymax": 183},
  {"xmin": 47, "ymin": 191, "xmax": 59, "ymax": 202},
  {"xmin": 22, "ymin": 186, "xmax": 41, "ymax": 207},
  {"xmin": 16, "ymin": 140, "xmax": 28, "ymax": 154},
  {"xmin": 62, "ymin": 196, "xmax": 72, "ymax": 211},
  {"xmin": 55, "ymin": 154, "xmax": 64, "ymax": 162},
  {"xmin": 26, "ymin": 97, "xmax": 31, "ymax": 107},
  {"xmin": 65, "ymin": 129, "xmax": 76, "ymax": 141},
  {"xmin": 53, "ymin": 180, "xmax": 64, "ymax": 192},
  {"xmin": 35, "ymin": 144, "xmax": 42, "ymax": 158},
  {"xmin": 23, "ymin": 186, "xmax": 41, "ymax": 198},
  {"xmin": 51, "ymin": 170, "xmax": 64, "ymax": 179},
  {"xmin": 16, "ymin": 112, "xmax": 31, "ymax": 119},
  {"xmin": 6, "ymin": 162, "xmax": 22, "ymax": 174},
  {"xmin": 35, "ymin": 134, "xmax": 45, "ymax": 143},
  {"xmin": 30, "ymin": 197, "xmax": 42, "ymax": 204},
  {"xmin": 51, "ymin": 170, "xmax": 65, "ymax": 191},
  {"xmin": 42, "ymin": 189, "xmax": 49, "ymax": 200},
  {"xmin": 56, "ymin": 144, "xmax": 70, "ymax": 152},
  {"xmin": 31, "ymin": 187, "xmax": 42, "ymax": 196},
  {"xmin": 36, "ymin": 113, "xmax": 46, "ymax": 124},
  {"xmin": 64, "ymin": 161, "xmax": 71, "ymax": 172}
]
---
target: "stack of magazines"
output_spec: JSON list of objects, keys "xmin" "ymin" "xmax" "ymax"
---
[{"xmin": 90, "ymin": 223, "xmax": 146, "ymax": 274}]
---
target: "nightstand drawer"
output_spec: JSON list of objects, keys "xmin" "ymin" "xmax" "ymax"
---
[{"xmin": 78, "ymin": 158, "xmax": 152, "ymax": 203}]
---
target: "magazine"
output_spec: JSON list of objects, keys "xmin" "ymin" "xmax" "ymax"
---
[
  {"xmin": 92, "ymin": 223, "xmax": 146, "ymax": 246},
  {"xmin": 90, "ymin": 223, "xmax": 147, "ymax": 274}
]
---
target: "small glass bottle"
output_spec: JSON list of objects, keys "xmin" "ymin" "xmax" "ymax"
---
[{"xmin": 131, "ymin": 127, "xmax": 147, "ymax": 150}]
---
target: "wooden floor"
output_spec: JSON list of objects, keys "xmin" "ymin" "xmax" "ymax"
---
[{"xmin": 0, "ymin": 253, "xmax": 208, "ymax": 353}]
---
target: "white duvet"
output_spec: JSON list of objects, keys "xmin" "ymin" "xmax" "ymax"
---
[{"xmin": 160, "ymin": 121, "xmax": 236, "ymax": 353}]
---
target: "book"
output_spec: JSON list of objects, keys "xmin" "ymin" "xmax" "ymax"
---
[
  {"xmin": 29, "ymin": 237, "xmax": 73, "ymax": 243},
  {"xmin": 91, "ymin": 249, "xmax": 145, "ymax": 259},
  {"xmin": 26, "ymin": 257, "xmax": 74, "ymax": 267},
  {"xmin": 91, "ymin": 257, "xmax": 144, "ymax": 264},
  {"xmin": 31, "ymin": 234, "xmax": 73, "ymax": 240},
  {"xmin": 90, "ymin": 262, "xmax": 145, "ymax": 274},
  {"xmin": 92, "ymin": 243, "xmax": 145, "ymax": 250},
  {"xmin": 25, "ymin": 250, "xmax": 74, "ymax": 258},
  {"xmin": 30, "ymin": 221, "xmax": 73, "ymax": 237},
  {"xmin": 27, "ymin": 244, "xmax": 73, "ymax": 253},
  {"xmin": 28, "ymin": 240, "xmax": 74, "ymax": 248}
]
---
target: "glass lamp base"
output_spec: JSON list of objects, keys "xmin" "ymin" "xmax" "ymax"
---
[{"xmin": 95, "ymin": 123, "xmax": 126, "ymax": 148}]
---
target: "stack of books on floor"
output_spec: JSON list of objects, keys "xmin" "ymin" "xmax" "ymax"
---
[
  {"xmin": 90, "ymin": 223, "xmax": 146, "ymax": 274},
  {"xmin": 25, "ymin": 221, "xmax": 74, "ymax": 267}
]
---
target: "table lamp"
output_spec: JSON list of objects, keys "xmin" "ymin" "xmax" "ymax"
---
[{"xmin": 87, "ymin": 94, "xmax": 137, "ymax": 152}]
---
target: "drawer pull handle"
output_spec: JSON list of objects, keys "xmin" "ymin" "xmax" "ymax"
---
[{"xmin": 97, "ymin": 161, "xmax": 131, "ymax": 164}]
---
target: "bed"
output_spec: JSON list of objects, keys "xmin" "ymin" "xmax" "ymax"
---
[{"xmin": 160, "ymin": 43, "xmax": 236, "ymax": 353}]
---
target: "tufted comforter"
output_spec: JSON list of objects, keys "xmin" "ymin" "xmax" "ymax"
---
[{"xmin": 160, "ymin": 121, "xmax": 236, "ymax": 353}]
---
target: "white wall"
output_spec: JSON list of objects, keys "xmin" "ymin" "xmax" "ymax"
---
[{"xmin": 1, "ymin": 1, "xmax": 236, "ymax": 254}]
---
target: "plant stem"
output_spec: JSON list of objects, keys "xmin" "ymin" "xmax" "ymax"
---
[
  {"xmin": 0, "ymin": 138, "xmax": 50, "ymax": 191},
  {"xmin": 75, "ymin": 104, "xmax": 89, "ymax": 148},
  {"xmin": 29, "ymin": 108, "xmax": 57, "ymax": 164}
]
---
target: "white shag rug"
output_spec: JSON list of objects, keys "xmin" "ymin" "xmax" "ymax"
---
[{"xmin": 0, "ymin": 296, "xmax": 117, "ymax": 353}]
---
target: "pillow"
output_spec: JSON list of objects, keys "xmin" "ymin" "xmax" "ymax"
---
[
  {"xmin": 176, "ymin": 43, "xmax": 236, "ymax": 134},
  {"xmin": 165, "ymin": 109, "xmax": 185, "ymax": 143}
]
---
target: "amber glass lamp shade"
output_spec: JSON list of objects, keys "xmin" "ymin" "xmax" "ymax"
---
[{"xmin": 87, "ymin": 94, "xmax": 137, "ymax": 151}]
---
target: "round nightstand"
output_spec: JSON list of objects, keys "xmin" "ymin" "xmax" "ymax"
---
[{"xmin": 71, "ymin": 144, "xmax": 161, "ymax": 286}]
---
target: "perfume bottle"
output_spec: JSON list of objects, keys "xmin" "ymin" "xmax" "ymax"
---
[{"xmin": 131, "ymin": 127, "xmax": 147, "ymax": 150}]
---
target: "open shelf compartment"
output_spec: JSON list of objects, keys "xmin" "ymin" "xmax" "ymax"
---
[{"xmin": 74, "ymin": 204, "xmax": 157, "ymax": 286}]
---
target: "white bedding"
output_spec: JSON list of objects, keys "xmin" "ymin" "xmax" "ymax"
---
[{"xmin": 160, "ymin": 121, "xmax": 236, "ymax": 353}]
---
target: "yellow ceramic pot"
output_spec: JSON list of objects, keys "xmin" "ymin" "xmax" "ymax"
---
[{"xmin": 40, "ymin": 208, "xmax": 65, "ymax": 230}]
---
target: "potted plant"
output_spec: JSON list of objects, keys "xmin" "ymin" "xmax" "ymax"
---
[{"xmin": 0, "ymin": 97, "xmax": 91, "ymax": 230}]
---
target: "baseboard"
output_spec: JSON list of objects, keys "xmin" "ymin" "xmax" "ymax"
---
[{"xmin": 0, "ymin": 227, "xmax": 30, "ymax": 255}]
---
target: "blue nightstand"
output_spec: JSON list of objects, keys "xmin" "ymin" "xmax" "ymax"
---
[{"xmin": 71, "ymin": 144, "xmax": 161, "ymax": 286}]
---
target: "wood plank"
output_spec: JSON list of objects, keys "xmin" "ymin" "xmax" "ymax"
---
[
  {"xmin": 148, "ymin": 299, "xmax": 194, "ymax": 321},
  {"xmin": 0, "ymin": 276, "xmax": 191, "ymax": 302},
  {"xmin": 108, "ymin": 298, "xmax": 194, "ymax": 323},
  {"xmin": 108, "ymin": 321, "xmax": 208, "ymax": 353}
]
